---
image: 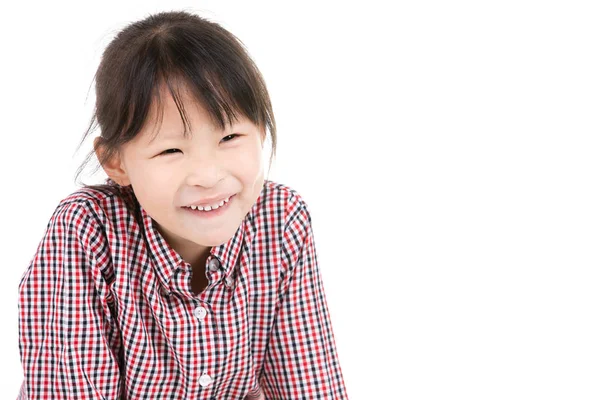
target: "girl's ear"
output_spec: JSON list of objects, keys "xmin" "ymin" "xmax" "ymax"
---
[{"xmin": 93, "ymin": 137, "xmax": 131, "ymax": 187}]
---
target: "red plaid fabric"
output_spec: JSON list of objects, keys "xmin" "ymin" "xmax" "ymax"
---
[{"xmin": 17, "ymin": 179, "xmax": 347, "ymax": 399}]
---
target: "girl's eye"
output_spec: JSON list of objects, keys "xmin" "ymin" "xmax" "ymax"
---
[
  {"xmin": 158, "ymin": 148, "xmax": 181, "ymax": 156},
  {"xmin": 157, "ymin": 134, "xmax": 240, "ymax": 156},
  {"xmin": 222, "ymin": 133, "xmax": 241, "ymax": 142}
]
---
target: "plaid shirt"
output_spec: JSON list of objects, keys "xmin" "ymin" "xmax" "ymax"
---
[{"xmin": 17, "ymin": 179, "xmax": 348, "ymax": 399}]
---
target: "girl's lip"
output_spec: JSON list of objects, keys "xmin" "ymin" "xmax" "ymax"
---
[{"xmin": 182, "ymin": 193, "xmax": 236, "ymax": 208}]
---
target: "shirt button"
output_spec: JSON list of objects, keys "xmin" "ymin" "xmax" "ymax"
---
[
  {"xmin": 208, "ymin": 258, "xmax": 220, "ymax": 272},
  {"xmin": 199, "ymin": 373, "xmax": 213, "ymax": 387},
  {"xmin": 225, "ymin": 276, "xmax": 234, "ymax": 288},
  {"xmin": 193, "ymin": 306, "xmax": 207, "ymax": 320}
]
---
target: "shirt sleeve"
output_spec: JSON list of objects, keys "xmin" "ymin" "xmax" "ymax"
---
[
  {"xmin": 259, "ymin": 200, "xmax": 348, "ymax": 400},
  {"xmin": 17, "ymin": 201, "xmax": 123, "ymax": 399}
]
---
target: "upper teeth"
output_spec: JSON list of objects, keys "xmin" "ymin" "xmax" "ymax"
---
[{"xmin": 186, "ymin": 195, "xmax": 232, "ymax": 211}]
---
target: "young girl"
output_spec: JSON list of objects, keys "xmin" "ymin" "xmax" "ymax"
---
[{"xmin": 17, "ymin": 10, "xmax": 347, "ymax": 400}]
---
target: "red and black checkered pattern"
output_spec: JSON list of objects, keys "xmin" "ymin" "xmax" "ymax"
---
[{"xmin": 17, "ymin": 179, "xmax": 348, "ymax": 399}]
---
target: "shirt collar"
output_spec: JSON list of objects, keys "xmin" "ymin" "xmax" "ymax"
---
[{"xmin": 128, "ymin": 185, "xmax": 261, "ymax": 295}]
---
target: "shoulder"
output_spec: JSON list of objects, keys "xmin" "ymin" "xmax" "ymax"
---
[
  {"xmin": 260, "ymin": 179, "xmax": 313, "ymax": 264},
  {"xmin": 260, "ymin": 179, "xmax": 312, "ymax": 229},
  {"xmin": 262, "ymin": 179, "xmax": 312, "ymax": 220},
  {"xmin": 33, "ymin": 184, "xmax": 139, "ymax": 287},
  {"xmin": 57, "ymin": 183, "xmax": 137, "ymax": 219},
  {"xmin": 46, "ymin": 183, "xmax": 137, "ymax": 246}
]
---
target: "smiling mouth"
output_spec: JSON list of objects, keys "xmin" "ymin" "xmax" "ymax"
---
[
  {"xmin": 182, "ymin": 193, "xmax": 235, "ymax": 211},
  {"xmin": 180, "ymin": 194, "xmax": 236, "ymax": 217}
]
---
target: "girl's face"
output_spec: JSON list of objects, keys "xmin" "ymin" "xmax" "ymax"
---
[{"xmin": 97, "ymin": 83, "xmax": 266, "ymax": 265}]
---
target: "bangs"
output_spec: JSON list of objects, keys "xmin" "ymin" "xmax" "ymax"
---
[{"xmin": 143, "ymin": 72, "xmax": 247, "ymax": 145}]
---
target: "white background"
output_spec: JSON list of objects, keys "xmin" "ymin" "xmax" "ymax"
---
[{"xmin": 2, "ymin": 1, "xmax": 600, "ymax": 399}]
